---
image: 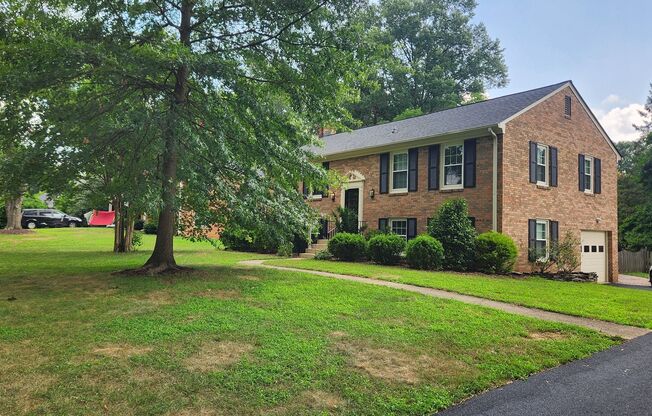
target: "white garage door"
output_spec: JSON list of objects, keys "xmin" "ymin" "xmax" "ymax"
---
[{"xmin": 580, "ymin": 231, "xmax": 608, "ymax": 283}]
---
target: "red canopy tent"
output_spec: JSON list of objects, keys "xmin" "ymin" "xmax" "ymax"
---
[{"xmin": 88, "ymin": 210, "xmax": 115, "ymax": 226}]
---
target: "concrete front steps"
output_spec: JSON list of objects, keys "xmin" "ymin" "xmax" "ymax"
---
[{"xmin": 299, "ymin": 239, "xmax": 328, "ymax": 258}]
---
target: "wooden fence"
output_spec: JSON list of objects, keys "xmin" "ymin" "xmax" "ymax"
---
[{"xmin": 618, "ymin": 249, "xmax": 652, "ymax": 273}]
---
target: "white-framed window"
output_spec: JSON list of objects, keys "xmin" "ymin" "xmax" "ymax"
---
[
  {"xmin": 389, "ymin": 218, "xmax": 408, "ymax": 240},
  {"xmin": 535, "ymin": 219, "xmax": 549, "ymax": 259},
  {"xmin": 390, "ymin": 151, "xmax": 408, "ymax": 192},
  {"xmin": 536, "ymin": 144, "xmax": 548, "ymax": 185},
  {"xmin": 442, "ymin": 142, "xmax": 464, "ymax": 189},
  {"xmin": 584, "ymin": 156, "xmax": 593, "ymax": 193}
]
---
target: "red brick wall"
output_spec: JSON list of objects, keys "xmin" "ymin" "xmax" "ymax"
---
[
  {"xmin": 502, "ymin": 86, "xmax": 619, "ymax": 280},
  {"xmin": 307, "ymin": 136, "xmax": 496, "ymax": 235}
]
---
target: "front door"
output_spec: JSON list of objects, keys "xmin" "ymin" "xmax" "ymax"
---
[{"xmin": 344, "ymin": 188, "xmax": 359, "ymax": 224}]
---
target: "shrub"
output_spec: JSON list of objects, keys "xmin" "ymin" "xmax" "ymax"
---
[
  {"xmin": 367, "ymin": 233, "xmax": 406, "ymax": 265},
  {"xmin": 328, "ymin": 232, "xmax": 367, "ymax": 261},
  {"xmin": 134, "ymin": 219, "xmax": 145, "ymax": 231},
  {"xmin": 405, "ymin": 235, "xmax": 444, "ymax": 270},
  {"xmin": 314, "ymin": 249, "xmax": 333, "ymax": 260},
  {"xmin": 474, "ymin": 232, "xmax": 518, "ymax": 274},
  {"xmin": 334, "ymin": 206, "xmax": 360, "ymax": 233},
  {"xmin": 131, "ymin": 231, "xmax": 143, "ymax": 248},
  {"xmin": 277, "ymin": 242, "xmax": 293, "ymax": 257},
  {"xmin": 143, "ymin": 222, "xmax": 157, "ymax": 235},
  {"xmin": 363, "ymin": 228, "xmax": 386, "ymax": 240},
  {"xmin": 556, "ymin": 231, "xmax": 581, "ymax": 274},
  {"xmin": 428, "ymin": 198, "xmax": 476, "ymax": 271}
]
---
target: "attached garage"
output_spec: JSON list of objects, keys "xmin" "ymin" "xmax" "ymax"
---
[{"xmin": 580, "ymin": 231, "xmax": 608, "ymax": 283}]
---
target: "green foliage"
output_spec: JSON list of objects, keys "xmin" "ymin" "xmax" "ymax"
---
[
  {"xmin": 131, "ymin": 232, "xmax": 143, "ymax": 249},
  {"xmin": 428, "ymin": 198, "xmax": 476, "ymax": 271},
  {"xmin": 555, "ymin": 231, "xmax": 581, "ymax": 274},
  {"xmin": 276, "ymin": 242, "xmax": 293, "ymax": 257},
  {"xmin": 392, "ymin": 107, "xmax": 423, "ymax": 122},
  {"xmin": 367, "ymin": 233, "xmax": 406, "ymax": 265},
  {"xmin": 334, "ymin": 206, "xmax": 360, "ymax": 234},
  {"xmin": 22, "ymin": 193, "xmax": 47, "ymax": 209},
  {"xmin": 143, "ymin": 223, "xmax": 157, "ymax": 235},
  {"xmin": 616, "ymin": 86, "xmax": 652, "ymax": 250},
  {"xmin": 474, "ymin": 232, "xmax": 518, "ymax": 274},
  {"xmin": 363, "ymin": 228, "xmax": 386, "ymax": 240},
  {"xmin": 348, "ymin": 0, "xmax": 508, "ymax": 127},
  {"xmin": 405, "ymin": 235, "xmax": 444, "ymax": 270},
  {"xmin": 328, "ymin": 232, "xmax": 367, "ymax": 261},
  {"xmin": 314, "ymin": 249, "xmax": 334, "ymax": 260}
]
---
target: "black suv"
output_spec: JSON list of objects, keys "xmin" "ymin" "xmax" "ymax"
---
[{"xmin": 21, "ymin": 209, "xmax": 84, "ymax": 229}]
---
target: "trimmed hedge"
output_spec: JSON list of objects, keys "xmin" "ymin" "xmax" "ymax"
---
[
  {"xmin": 143, "ymin": 222, "xmax": 158, "ymax": 235},
  {"xmin": 474, "ymin": 231, "xmax": 518, "ymax": 274},
  {"xmin": 405, "ymin": 235, "xmax": 444, "ymax": 270},
  {"xmin": 328, "ymin": 232, "xmax": 367, "ymax": 261},
  {"xmin": 367, "ymin": 233, "xmax": 406, "ymax": 265}
]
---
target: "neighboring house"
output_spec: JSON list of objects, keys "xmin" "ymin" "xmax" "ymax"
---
[{"xmin": 304, "ymin": 81, "xmax": 620, "ymax": 282}]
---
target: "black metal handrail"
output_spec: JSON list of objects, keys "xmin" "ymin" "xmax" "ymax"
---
[{"xmin": 326, "ymin": 221, "xmax": 367, "ymax": 240}]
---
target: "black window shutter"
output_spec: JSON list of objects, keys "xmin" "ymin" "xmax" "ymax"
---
[
  {"xmin": 378, "ymin": 218, "xmax": 388, "ymax": 232},
  {"xmin": 468, "ymin": 216, "xmax": 476, "ymax": 228},
  {"xmin": 408, "ymin": 148, "xmax": 418, "ymax": 192},
  {"xmin": 528, "ymin": 219, "xmax": 536, "ymax": 262},
  {"xmin": 550, "ymin": 146, "xmax": 558, "ymax": 187},
  {"xmin": 463, "ymin": 139, "xmax": 476, "ymax": 188},
  {"xmin": 302, "ymin": 181, "xmax": 308, "ymax": 197},
  {"xmin": 379, "ymin": 153, "xmax": 389, "ymax": 194},
  {"xmin": 578, "ymin": 154, "xmax": 585, "ymax": 191},
  {"xmin": 529, "ymin": 141, "xmax": 537, "ymax": 183},
  {"xmin": 428, "ymin": 144, "xmax": 440, "ymax": 190},
  {"xmin": 550, "ymin": 221, "xmax": 559, "ymax": 244},
  {"xmin": 594, "ymin": 158, "xmax": 602, "ymax": 194},
  {"xmin": 407, "ymin": 218, "xmax": 417, "ymax": 240}
]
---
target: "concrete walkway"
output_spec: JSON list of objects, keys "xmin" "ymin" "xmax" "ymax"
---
[
  {"xmin": 239, "ymin": 260, "xmax": 650, "ymax": 340},
  {"xmin": 439, "ymin": 332, "xmax": 652, "ymax": 416}
]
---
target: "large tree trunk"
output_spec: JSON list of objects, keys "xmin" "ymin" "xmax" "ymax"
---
[
  {"xmin": 137, "ymin": 0, "xmax": 193, "ymax": 274},
  {"xmin": 4, "ymin": 194, "xmax": 23, "ymax": 230}
]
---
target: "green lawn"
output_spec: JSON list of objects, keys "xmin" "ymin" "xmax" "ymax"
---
[
  {"xmin": 267, "ymin": 259, "xmax": 652, "ymax": 329},
  {"xmin": 0, "ymin": 229, "xmax": 618, "ymax": 415},
  {"xmin": 626, "ymin": 271, "xmax": 650, "ymax": 279}
]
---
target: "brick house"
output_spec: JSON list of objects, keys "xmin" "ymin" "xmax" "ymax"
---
[{"xmin": 304, "ymin": 81, "xmax": 621, "ymax": 282}]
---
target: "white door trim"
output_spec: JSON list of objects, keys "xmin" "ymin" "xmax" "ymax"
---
[{"xmin": 341, "ymin": 171, "xmax": 365, "ymax": 223}]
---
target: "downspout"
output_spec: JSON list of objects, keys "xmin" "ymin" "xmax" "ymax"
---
[{"xmin": 488, "ymin": 127, "xmax": 498, "ymax": 232}]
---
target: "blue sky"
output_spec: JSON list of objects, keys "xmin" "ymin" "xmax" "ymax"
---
[{"xmin": 474, "ymin": 0, "xmax": 651, "ymax": 141}]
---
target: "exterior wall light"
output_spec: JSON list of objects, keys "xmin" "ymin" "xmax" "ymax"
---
[
  {"xmin": 369, "ymin": 188, "xmax": 375, "ymax": 199},
  {"xmin": 331, "ymin": 192, "xmax": 336, "ymax": 202}
]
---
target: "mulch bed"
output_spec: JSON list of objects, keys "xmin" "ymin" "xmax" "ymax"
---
[{"xmin": 0, "ymin": 229, "xmax": 35, "ymax": 235}]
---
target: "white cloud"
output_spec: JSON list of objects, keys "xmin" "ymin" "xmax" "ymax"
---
[
  {"xmin": 601, "ymin": 94, "xmax": 621, "ymax": 106},
  {"xmin": 596, "ymin": 103, "xmax": 646, "ymax": 142}
]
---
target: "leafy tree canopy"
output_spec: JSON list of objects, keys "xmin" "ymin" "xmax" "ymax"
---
[{"xmin": 348, "ymin": 0, "xmax": 508, "ymax": 126}]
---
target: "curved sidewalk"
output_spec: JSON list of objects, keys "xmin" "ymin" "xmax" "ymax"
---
[{"xmin": 239, "ymin": 260, "xmax": 650, "ymax": 340}]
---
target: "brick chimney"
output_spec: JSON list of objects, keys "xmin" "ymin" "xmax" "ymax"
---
[{"xmin": 318, "ymin": 126, "xmax": 337, "ymax": 137}]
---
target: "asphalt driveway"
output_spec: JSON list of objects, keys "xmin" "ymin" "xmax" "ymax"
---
[{"xmin": 439, "ymin": 333, "xmax": 652, "ymax": 416}]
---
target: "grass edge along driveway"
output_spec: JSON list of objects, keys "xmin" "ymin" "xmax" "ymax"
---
[{"xmin": 266, "ymin": 258, "xmax": 652, "ymax": 329}]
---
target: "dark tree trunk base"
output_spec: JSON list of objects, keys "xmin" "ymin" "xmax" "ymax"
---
[{"xmin": 114, "ymin": 262, "xmax": 192, "ymax": 276}]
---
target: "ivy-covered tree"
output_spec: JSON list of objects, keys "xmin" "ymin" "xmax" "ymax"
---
[
  {"xmin": 349, "ymin": 0, "xmax": 508, "ymax": 126},
  {"xmin": 2, "ymin": 1, "xmax": 364, "ymax": 272}
]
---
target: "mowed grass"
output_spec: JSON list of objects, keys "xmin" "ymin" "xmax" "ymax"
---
[
  {"xmin": 267, "ymin": 259, "xmax": 652, "ymax": 329},
  {"xmin": 626, "ymin": 272, "xmax": 650, "ymax": 279},
  {"xmin": 0, "ymin": 229, "xmax": 618, "ymax": 415}
]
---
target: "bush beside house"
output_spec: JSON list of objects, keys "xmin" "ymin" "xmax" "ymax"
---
[
  {"xmin": 406, "ymin": 235, "xmax": 444, "ymax": 270},
  {"xmin": 328, "ymin": 232, "xmax": 367, "ymax": 261},
  {"xmin": 428, "ymin": 198, "xmax": 476, "ymax": 271},
  {"xmin": 367, "ymin": 233, "xmax": 405, "ymax": 265},
  {"xmin": 474, "ymin": 231, "xmax": 518, "ymax": 274}
]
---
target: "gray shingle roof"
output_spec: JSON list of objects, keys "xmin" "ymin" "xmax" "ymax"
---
[{"xmin": 315, "ymin": 81, "xmax": 570, "ymax": 157}]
